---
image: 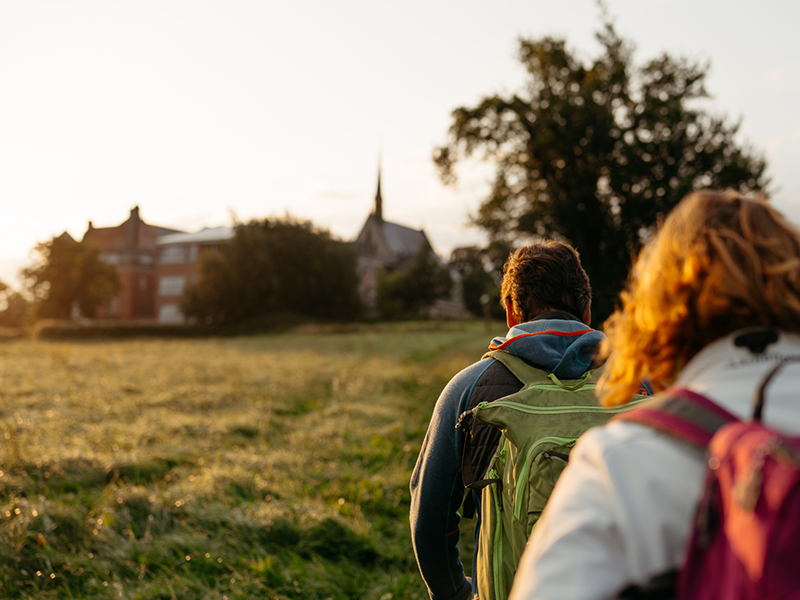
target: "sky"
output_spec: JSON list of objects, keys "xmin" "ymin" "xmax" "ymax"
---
[{"xmin": 1, "ymin": 0, "xmax": 799, "ymax": 286}]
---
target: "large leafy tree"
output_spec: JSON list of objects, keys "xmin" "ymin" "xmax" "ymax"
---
[
  {"xmin": 435, "ymin": 21, "xmax": 768, "ymax": 320},
  {"xmin": 181, "ymin": 217, "xmax": 361, "ymax": 324},
  {"xmin": 23, "ymin": 233, "xmax": 121, "ymax": 319}
]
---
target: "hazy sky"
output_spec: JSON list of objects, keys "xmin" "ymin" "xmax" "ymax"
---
[{"xmin": 1, "ymin": 0, "xmax": 799, "ymax": 285}]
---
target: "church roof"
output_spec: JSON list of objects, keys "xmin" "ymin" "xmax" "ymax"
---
[
  {"xmin": 355, "ymin": 160, "xmax": 433, "ymax": 267},
  {"xmin": 380, "ymin": 220, "xmax": 428, "ymax": 256}
]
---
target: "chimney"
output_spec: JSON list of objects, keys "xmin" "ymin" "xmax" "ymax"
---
[{"xmin": 127, "ymin": 206, "xmax": 140, "ymax": 249}]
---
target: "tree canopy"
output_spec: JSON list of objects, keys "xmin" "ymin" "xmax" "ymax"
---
[
  {"xmin": 181, "ymin": 217, "xmax": 361, "ymax": 325},
  {"xmin": 23, "ymin": 233, "xmax": 121, "ymax": 319},
  {"xmin": 435, "ymin": 21, "xmax": 768, "ymax": 320},
  {"xmin": 376, "ymin": 245, "xmax": 453, "ymax": 319}
]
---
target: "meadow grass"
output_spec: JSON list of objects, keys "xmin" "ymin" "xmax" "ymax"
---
[{"xmin": 0, "ymin": 320, "xmax": 499, "ymax": 599}]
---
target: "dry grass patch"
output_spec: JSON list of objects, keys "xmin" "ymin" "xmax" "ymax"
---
[{"xmin": 0, "ymin": 320, "xmax": 499, "ymax": 598}]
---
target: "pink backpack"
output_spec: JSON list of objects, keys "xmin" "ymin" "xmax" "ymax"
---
[{"xmin": 615, "ymin": 357, "xmax": 800, "ymax": 600}]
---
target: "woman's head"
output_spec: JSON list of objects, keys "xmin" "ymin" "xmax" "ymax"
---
[{"xmin": 599, "ymin": 189, "xmax": 800, "ymax": 406}]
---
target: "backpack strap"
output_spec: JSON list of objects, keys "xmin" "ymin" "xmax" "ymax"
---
[
  {"xmin": 754, "ymin": 356, "xmax": 800, "ymax": 421},
  {"xmin": 482, "ymin": 350, "xmax": 551, "ymax": 385},
  {"xmin": 612, "ymin": 387, "xmax": 738, "ymax": 447},
  {"xmin": 459, "ymin": 351, "xmax": 550, "ymax": 497},
  {"xmin": 482, "ymin": 349, "xmax": 599, "ymax": 390},
  {"xmin": 458, "ymin": 419, "xmax": 501, "ymax": 491}
]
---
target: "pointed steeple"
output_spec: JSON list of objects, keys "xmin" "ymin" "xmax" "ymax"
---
[{"xmin": 371, "ymin": 158, "xmax": 383, "ymax": 221}]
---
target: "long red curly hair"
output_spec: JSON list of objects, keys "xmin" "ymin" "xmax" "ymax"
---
[{"xmin": 599, "ymin": 189, "xmax": 800, "ymax": 406}]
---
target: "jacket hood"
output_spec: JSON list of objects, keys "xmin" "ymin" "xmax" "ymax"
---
[{"xmin": 488, "ymin": 319, "xmax": 605, "ymax": 379}]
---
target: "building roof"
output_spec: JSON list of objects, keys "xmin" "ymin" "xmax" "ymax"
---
[
  {"xmin": 157, "ymin": 226, "xmax": 234, "ymax": 246},
  {"xmin": 57, "ymin": 231, "xmax": 77, "ymax": 243},
  {"xmin": 150, "ymin": 225, "xmax": 184, "ymax": 236},
  {"xmin": 82, "ymin": 206, "xmax": 183, "ymax": 252},
  {"xmin": 380, "ymin": 220, "xmax": 428, "ymax": 256},
  {"xmin": 355, "ymin": 162, "xmax": 432, "ymax": 265},
  {"xmin": 82, "ymin": 226, "xmax": 129, "ymax": 251}
]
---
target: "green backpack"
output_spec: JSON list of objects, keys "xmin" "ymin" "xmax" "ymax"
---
[{"xmin": 465, "ymin": 350, "xmax": 646, "ymax": 600}]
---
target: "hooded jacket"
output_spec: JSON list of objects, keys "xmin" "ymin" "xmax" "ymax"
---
[{"xmin": 410, "ymin": 313, "xmax": 605, "ymax": 600}]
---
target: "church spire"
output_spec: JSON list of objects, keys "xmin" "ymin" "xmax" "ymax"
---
[{"xmin": 371, "ymin": 157, "xmax": 383, "ymax": 221}]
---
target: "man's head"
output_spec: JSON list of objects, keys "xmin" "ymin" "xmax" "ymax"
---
[{"xmin": 500, "ymin": 241, "xmax": 592, "ymax": 327}]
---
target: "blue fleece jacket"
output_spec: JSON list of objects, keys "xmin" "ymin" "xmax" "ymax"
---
[{"xmin": 409, "ymin": 315, "xmax": 605, "ymax": 600}]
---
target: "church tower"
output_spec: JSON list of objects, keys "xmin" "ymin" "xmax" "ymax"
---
[{"xmin": 370, "ymin": 162, "xmax": 383, "ymax": 221}]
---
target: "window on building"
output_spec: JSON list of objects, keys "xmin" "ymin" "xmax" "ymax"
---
[
  {"xmin": 161, "ymin": 246, "xmax": 185, "ymax": 264},
  {"xmin": 139, "ymin": 275, "xmax": 148, "ymax": 291},
  {"xmin": 108, "ymin": 297, "xmax": 119, "ymax": 316},
  {"xmin": 158, "ymin": 304, "xmax": 184, "ymax": 324},
  {"xmin": 188, "ymin": 244, "xmax": 198, "ymax": 263},
  {"xmin": 139, "ymin": 253, "xmax": 154, "ymax": 265},
  {"xmin": 103, "ymin": 253, "xmax": 121, "ymax": 264},
  {"xmin": 158, "ymin": 276, "xmax": 185, "ymax": 297}
]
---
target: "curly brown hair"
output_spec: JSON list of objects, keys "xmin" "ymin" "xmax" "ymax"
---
[
  {"xmin": 598, "ymin": 189, "xmax": 800, "ymax": 406},
  {"xmin": 501, "ymin": 241, "xmax": 592, "ymax": 323}
]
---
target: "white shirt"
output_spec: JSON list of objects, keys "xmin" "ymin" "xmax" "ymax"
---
[{"xmin": 508, "ymin": 330, "xmax": 800, "ymax": 600}]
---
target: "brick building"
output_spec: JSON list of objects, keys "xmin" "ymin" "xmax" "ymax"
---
[
  {"xmin": 82, "ymin": 207, "xmax": 182, "ymax": 319},
  {"xmin": 155, "ymin": 226, "xmax": 233, "ymax": 323}
]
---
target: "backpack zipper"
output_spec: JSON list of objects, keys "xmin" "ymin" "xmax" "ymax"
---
[
  {"xmin": 523, "ymin": 383, "xmax": 598, "ymax": 393},
  {"xmin": 472, "ymin": 399, "xmax": 639, "ymax": 416},
  {"xmin": 542, "ymin": 450, "xmax": 570, "ymax": 462},
  {"xmin": 514, "ymin": 436, "xmax": 575, "ymax": 520}
]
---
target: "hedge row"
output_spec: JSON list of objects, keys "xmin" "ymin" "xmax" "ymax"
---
[{"xmin": 36, "ymin": 322, "xmax": 217, "ymax": 340}]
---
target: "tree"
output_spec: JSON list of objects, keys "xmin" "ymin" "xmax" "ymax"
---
[
  {"xmin": 434, "ymin": 20, "xmax": 768, "ymax": 320},
  {"xmin": 0, "ymin": 285, "xmax": 31, "ymax": 328},
  {"xmin": 23, "ymin": 233, "xmax": 121, "ymax": 319},
  {"xmin": 376, "ymin": 245, "xmax": 453, "ymax": 319},
  {"xmin": 449, "ymin": 246, "xmax": 504, "ymax": 319},
  {"xmin": 181, "ymin": 217, "xmax": 361, "ymax": 324}
]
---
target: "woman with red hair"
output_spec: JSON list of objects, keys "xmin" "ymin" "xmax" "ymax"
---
[{"xmin": 509, "ymin": 190, "xmax": 800, "ymax": 599}]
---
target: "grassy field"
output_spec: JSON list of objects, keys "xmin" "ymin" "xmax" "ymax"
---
[{"xmin": 0, "ymin": 320, "xmax": 498, "ymax": 599}]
